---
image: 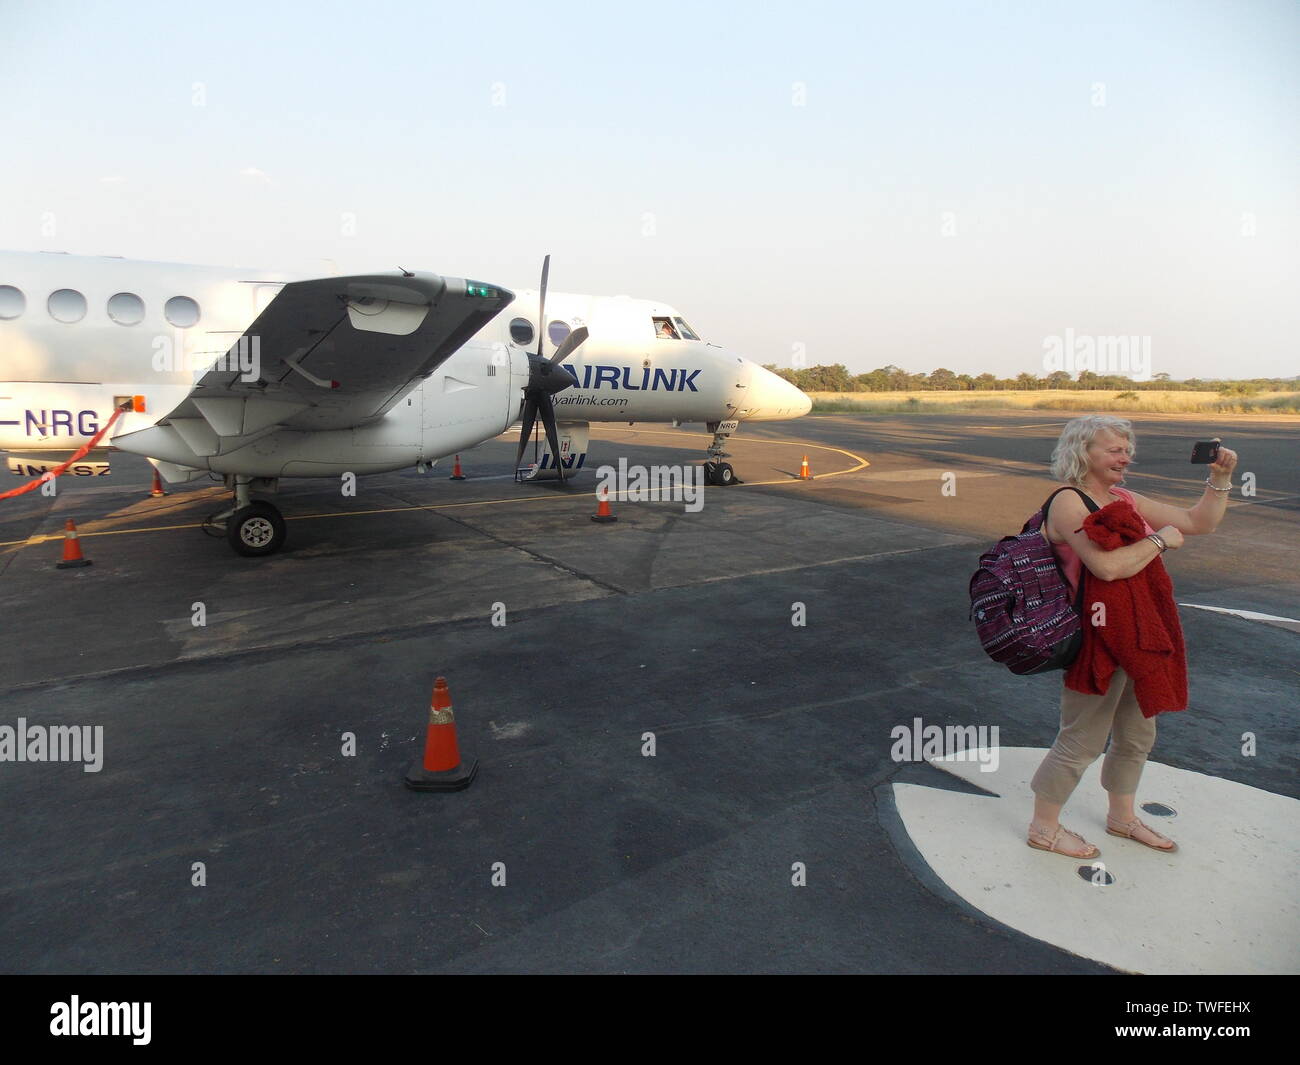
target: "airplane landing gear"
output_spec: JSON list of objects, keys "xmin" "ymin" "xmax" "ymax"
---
[
  {"xmin": 704, "ymin": 461, "xmax": 735, "ymax": 486},
  {"xmin": 205, "ymin": 475, "xmax": 287, "ymax": 556},
  {"xmin": 227, "ymin": 501, "xmax": 286, "ymax": 556},
  {"xmin": 702, "ymin": 419, "xmax": 741, "ymax": 486}
]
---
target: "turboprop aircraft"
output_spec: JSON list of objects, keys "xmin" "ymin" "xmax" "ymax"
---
[{"xmin": 0, "ymin": 250, "xmax": 810, "ymax": 555}]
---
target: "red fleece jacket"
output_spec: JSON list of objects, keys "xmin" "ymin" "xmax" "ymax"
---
[{"xmin": 1064, "ymin": 498, "xmax": 1187, "ymax": 716}]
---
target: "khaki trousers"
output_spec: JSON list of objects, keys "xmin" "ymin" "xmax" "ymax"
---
[{"xmin": 1030, "ymin": 668, "xmax": 1157, "ymax": 805}]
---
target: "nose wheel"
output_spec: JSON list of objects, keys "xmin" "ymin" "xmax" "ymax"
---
[
  {"xmin": 704, "ymin": 461, "xmax": 736, "ymax": 486},
  {"xmin": 702, "ymin": 419, "xmax": 742, "ymax": 486}
]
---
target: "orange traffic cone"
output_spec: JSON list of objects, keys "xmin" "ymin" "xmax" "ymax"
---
[
  {"xmin": 799, "ymin": 455, "xmax": 812, "ymax": 480},
  {"xmin": 449, "ymin": 454, "xmax": 466, "ymax": 481},
  {"xmin": 590, "ymin": 485, "xmax": 617, "ymax": 523},
  {"xmin": 149, "ymin": 469, "xmax": 167, "ymax": 497},
  {"xmin": 405, "ymin": 677, "xmax": 478, "ymax": 791},
  {"xmin": 56, "ymin": 519, "xmax": 92, "ymax": 569}
]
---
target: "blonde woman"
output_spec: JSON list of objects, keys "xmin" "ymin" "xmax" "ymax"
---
[{"xmin": 1027, "ymin": 415, "xmax": 1238, "ymax": 858}]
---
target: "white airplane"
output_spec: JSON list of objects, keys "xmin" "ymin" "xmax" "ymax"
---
[{"xmin": 0, "ymin": 250, "xmax": 810, "ymax": 555}]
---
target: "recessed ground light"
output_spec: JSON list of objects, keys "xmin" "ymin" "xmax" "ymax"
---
[
  {"xmin": 1078, "ymin": 864, "xmax": 1114, "ymax": 886},
  {"xmin": 1141, "ymin": 802, "xmax": 1176, "ymax": 818}
]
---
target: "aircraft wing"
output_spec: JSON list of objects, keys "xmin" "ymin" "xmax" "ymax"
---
[{"xmin": 134, "ymin": 272, "xmax": 512, "ymax": 447}]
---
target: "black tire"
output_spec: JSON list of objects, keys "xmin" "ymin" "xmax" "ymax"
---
[
  {"xmin": 715, "ymin": 462, "xmax": 735, "ymax": 486},
  {"xmin": 226, "ymin": 501, "xmax": 286, "ymax": 557},
  {"xmin": 703, "ymin": 462, "xmax": 718, "ymax": 486}
]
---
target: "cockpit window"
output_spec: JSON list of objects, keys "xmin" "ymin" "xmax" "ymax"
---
[
  {"xmin": 653, "ymin": 316, "xmax": 679, "ymax": 340},
  {"xmin": 672, "ymin": 316, "xmax": 700, "ymax": 341}
]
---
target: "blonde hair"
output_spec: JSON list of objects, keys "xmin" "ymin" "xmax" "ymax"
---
[{"xmin": 1050, "ymin": 415, "xmax": 1136, "ymax": 485}]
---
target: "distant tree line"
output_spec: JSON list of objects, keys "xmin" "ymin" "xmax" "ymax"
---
[{"xmin": 762, "ymin": 364, "xmax": 1295, "ymax": 395}]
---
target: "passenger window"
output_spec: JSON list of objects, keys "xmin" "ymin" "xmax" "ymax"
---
[
  {"xmin": 48, "ymin": 289, "xmax": 87, "ymax": 323},
  {"xmin": 509, "ymin": 317, "xmax": 535, "ymax": 346},
  {"xmin": 0, "ymin": 285, "xmax": 24, "ymax": 319},
  {"xmin": 547, "ymin": 320, "xmax": 571, "ymax": 347},
  {"xmin": 165, "ymin": 296, "xmax": 201, "ymax": 328},
  {"xmin": 653, "ymin": 316, "xmax": 679, "ymax": 340},
  {"xmin": 107, "ymin": 292, "xmax": 145, "ymax": 326}
]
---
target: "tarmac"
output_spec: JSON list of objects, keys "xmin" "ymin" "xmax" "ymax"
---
[{"xmin": 0, "ymin": 411, "xmax": 1296, "ymax": 973}]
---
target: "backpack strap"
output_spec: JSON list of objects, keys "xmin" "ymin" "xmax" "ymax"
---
[
  {"xmin": 1041, "ymin": 487, "xmax": 1101, "ymax": 613},
  {"xmin": 1041, "ymin": 486, "xmax": 1100, "ymax": 523}
]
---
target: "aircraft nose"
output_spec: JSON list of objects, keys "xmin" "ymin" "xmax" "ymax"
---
[
  {"xmin": 793, "ymin": 383, "xmax": 812, "ymax": 415},
  {"xmin": 742, "ymin": 363, "xmax": 812, "ymax": 420}
]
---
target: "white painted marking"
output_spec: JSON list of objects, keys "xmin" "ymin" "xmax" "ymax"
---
[
  {"xmin": 868, "ymin": 468, "xmax": 998, "ymax": 482},
  {"xmin": 693, "ymin": 538, "xmax": 975, "ymax": 584},
  {"xmin": 1180, "ymin": 603, "xmax": 1300, "ymax": 629},
  {"xmin": 1229, "ymin": 494, "xmax": 1300, "ymax": 506},
  {"xmin": 892, "ymin": 747, "xmax": 1300, "ymax": 975}
]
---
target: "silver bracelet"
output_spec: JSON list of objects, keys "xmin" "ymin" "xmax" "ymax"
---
[
  {"xmin": 1146, "ymin": 533, "xmax": 1167, "ymax": 552},
  {"xmin": 1204, "ymin": 477, "xmax": 1232, "ymax": 493}
]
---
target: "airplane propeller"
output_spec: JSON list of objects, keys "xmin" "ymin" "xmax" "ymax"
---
[{"xmin": 514, "ymin": 254, "xmax": 588, "ymax": 483}]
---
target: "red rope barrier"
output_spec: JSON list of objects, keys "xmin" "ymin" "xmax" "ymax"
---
[{"xmin": 0, "ymin": 405, "xmax": 129, "ymax": 501}]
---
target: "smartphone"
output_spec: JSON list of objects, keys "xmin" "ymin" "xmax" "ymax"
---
[{"xmin": 1190, "ymin": 440, "xmax": 1221, "ymax": 464}]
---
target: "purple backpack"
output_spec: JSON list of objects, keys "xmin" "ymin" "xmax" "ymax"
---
[{"xmin": 969, "ymin": 487, "xmax": 1100, "ymax": 675}]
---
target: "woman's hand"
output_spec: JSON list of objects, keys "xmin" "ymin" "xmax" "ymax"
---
[
  {"xmin": 1209, "ymin": 439, "xmax": 1238, "ymax": 485},
  {"xmin": 1157, "ymin": 525, "xmax": 1184, "ymax": 550}
]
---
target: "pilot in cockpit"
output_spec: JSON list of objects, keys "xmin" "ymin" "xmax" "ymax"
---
[{"xmin": 656, "ymin": 319, "xmax": 679, "ymax": 339}]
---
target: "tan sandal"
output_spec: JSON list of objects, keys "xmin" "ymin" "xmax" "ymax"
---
[
  {"xmin": 1107, "ymin": 815, "xmax": 1178, "ymax": 852},
  {"xmin": 1027, "ymin": 822, "xmax": 1101, "ymax": 860}
]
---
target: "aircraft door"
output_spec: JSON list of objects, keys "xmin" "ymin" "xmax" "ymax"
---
[{"xmin": 730, "ymin": 355, "xmax": 756, "ymax": 419}]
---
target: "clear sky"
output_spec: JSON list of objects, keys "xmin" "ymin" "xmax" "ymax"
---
[{"xmin": 2, "ymin": 0, "xmax": 1296, "ymax": 381}]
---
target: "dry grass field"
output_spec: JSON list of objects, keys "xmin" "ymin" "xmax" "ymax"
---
[{"xmin": 807, "ymin": 389, "xmax": 1300, "ymax": 416}]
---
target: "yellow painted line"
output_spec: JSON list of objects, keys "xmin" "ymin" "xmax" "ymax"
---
[
  {"xmin": 592, "ymin": 426, "xmax": 870, "ymax": 483},
  {"xmin": 0, "ymin": 430, "xmax": 871, "ymax": 550},
  {"xmin": 963, "ymin": 422, "xmax": 1068, "ymax": 430},
  {"xmin": 0, "ymin": 492, "xmax": 566, "ymax": 548},
  {"xmin": 289, "ymin": 492, "xmax": 566, "ymax": 521}
]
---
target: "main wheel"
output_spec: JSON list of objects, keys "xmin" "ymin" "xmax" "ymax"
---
[{"xmin": 226, "ymin": 501, "xmax": 286, "ymax": 557}]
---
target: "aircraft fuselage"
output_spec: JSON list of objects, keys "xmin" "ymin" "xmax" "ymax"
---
[{"xmin": 0, "ymin": 251, "xmax": 809, "ymax": 480}]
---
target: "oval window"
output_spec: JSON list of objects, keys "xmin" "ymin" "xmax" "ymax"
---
[
  {"xmin": 165, "ymin": 295, "xmax": 201, "ymax": 328},
  {"xmin": 48, "ymin": 288, "xmax": 87, "ymax": 323},
  {"xmin": 547, "ymin": 320, "xmax": 571, "ymax": 347},
  {"xmin": 0, "ymin": 285, "xmax": 25, "ymax": 319},
  {"xmin": 107, "ymin": 292, "xmax": 145, "ymax": 326},
  {"xmin": 509, "ymin": 317, "xmax": 535, "ymax": 346}
]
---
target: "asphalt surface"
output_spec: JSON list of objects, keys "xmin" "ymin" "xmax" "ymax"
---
[{"xmin": 1, "ymin": 411, "xmax": 1295, "ymax": 973}]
